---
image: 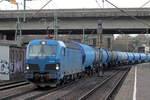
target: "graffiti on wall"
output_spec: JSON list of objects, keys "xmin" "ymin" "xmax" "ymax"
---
[
  {"xmin": 0, "ymin": 57, "xmax": 24, "ymax": 76},
  {"xmin": 9, "ymin": 47, "xmax": 25, "ymax": 80},
  {"xmin": 0, "ymin": 59, "xmax": 9, "ymax": 75},
  {"xmin": 0, "ymin": 58, "xmax": 23, "ymax": 75},
  {"xmin": 0, "ymin": 47, "xmax": 25, "ymax": 80}
]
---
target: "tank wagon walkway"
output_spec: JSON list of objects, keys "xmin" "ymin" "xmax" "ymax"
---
[{"xmin": 115, "ymin": 63, "xmax": 150, "ymax": 100}]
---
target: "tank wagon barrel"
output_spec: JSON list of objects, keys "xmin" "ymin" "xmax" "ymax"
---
[
  {"xmin": 121, "ymin": 52, "xmax": 128, "ymax": 64},
  {"xmin": 140, "ymin": 53, "xmax": 147, "ymax": 63},
  {"xmin": 72, "ymin": 42, "xmax": 95, "ymax": 69},
  {"xmin": 100, "ymin": 49, "xmax": 110, "ymax": 67},
  {"xmin": 147, "ymin": 54, "xmax": 150, "ymax": 62},
  {"xmin": 133, "ymin": 53, "xmax": 140, "ymax": 63}
]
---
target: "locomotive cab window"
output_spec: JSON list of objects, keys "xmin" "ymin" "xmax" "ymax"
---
[{"xmin": 29, "ymin": 45, "xmax": 57, "ymax": 57}]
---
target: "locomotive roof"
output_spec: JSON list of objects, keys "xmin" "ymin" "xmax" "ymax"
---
[{"xmin": 29, "ymin": 39, "xmax": 81, "ymax": 50}]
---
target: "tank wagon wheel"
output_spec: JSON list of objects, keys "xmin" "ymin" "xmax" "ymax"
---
[
  {"xmin": 72, "ymin": 74, "xmax": 76, "ymax": 81},
  {"xmin": 90, "ymin": 67, "xmax": 93, "ymax": 76},
  {"xmin": 85, "ymin": 67, "xmax": 91, "ymax": 76},
  {"xmin": 95, "ymin": 64, "xmax": 101, "ymax": 77},
  {"xmin": 77, "ymin": 73, "xmax": 82, "ymax": 79},
  {"xmin": 80, "ymin": 72, "xmax": 85, "ymax": 78},
  {"xmin": 91, "ymin": 68, "xmax": 95, "ymax": 76}
]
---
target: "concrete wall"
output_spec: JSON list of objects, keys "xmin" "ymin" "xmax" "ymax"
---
[
  {"xmin": 0, "ymin": 46, "xmax": 10, "ymax": 80},
  {"xmin": 0, "ymin": 17, "xmax": 149, "ymax": 30}
]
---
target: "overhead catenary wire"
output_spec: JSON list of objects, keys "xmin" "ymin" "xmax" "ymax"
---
[
  {"xmin": 27, "ymin": 0, "xmax": 53, "ymax": 21},
  {"xmin": 16, "ymin": 2, "xmax": 32, "ymax": 9},
  {"xmin": 0, "ymin": 0, "xmax": 32, "ymax": 10},
  {"xmin": 105, "ymin": 0, "xmax": 150, "ymax": 28},
  {"xmin": 20, "ymin": 2, "xmax": 32, "ymax": 9},
  {"xmin": 95, "ymin": 0, "xmax": 101, "ymax": 8},
  {"xmin": 140, "ymin": 0, "xmax": 150, "ymax": 8},
  {"xmin": 0, "ymin": 0, "xmax": 4, "ymax": 3},
  {"xmin": 102, "ymin": 0, "xmax": 104, "ymax": 8},
  {"xmin": 0, "ymin": 0, "xmax": 53, "ymax": 28}
]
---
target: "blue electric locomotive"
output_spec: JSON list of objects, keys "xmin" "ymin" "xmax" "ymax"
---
[{"xmin": 25, "ymin": 40, "xmax": 84, "ymax": 87}]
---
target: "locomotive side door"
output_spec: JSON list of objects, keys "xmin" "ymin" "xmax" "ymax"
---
[{"xmin": 60, "ymin": 47, "xmax": 66, "ymax": 77}]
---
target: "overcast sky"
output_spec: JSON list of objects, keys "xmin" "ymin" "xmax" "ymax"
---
[{"xmin": 0, "ymin": 0, "xmax": 150, "ymax": 10}]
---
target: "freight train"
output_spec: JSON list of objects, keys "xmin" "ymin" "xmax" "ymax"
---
[{"xmin": 24, "ymin": 40, "xmax": 150, "ymax": 87}]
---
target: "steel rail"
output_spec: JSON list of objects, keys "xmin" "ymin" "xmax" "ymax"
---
[
  {"xmin": 25, "ymin": 79, "xmax": 81, "ymax": 100},
  {"xmin": 0, "ymin": 80, "xmax": 25, "ymax": 87},
  {"xmin": 0, "ymin": 81, "xmax": 29, "ymax": 90},
  {"xmin": 0, "ymin": 89, "xmax": 35, "ymax": 100},
  {"xmin": 78, "ymin": 70, "xmax": 122, "ymax": 100},
  {"xmin": 104, "ymin": 68, "xmax": 130, "ymax": 100}
]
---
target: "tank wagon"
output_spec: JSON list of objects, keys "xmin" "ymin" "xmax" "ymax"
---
[
  {"xmin": 72, "ymin": 42, "xmax": 95, "ymax": 75},
  {"xmin": 25, "ymin": 39, "xmax": 149, "ymax": 87},
  {"xmin": 133, "ymin": 53, "xmax": 140, "ymax": 63},
  {"xmin": 100, "ymin": 49, "xmax": 109, "ymax": 67},
  {"xmin": 121, "ymin": 52, "xmax": 128, "ymax": 64},
  {"xmin": 140, "ymin": 53, "xmax": 147, "ymax": 63},
  {"xmin": 126, "ymin": 52, "xmax": 134, "ymax": 64},
  {"xmin": 147, "ymin": 54, "xmax": 150, "ymax": 62},
  {"xmin": 116, "ymin": 51, "xmax": 123, "ymax": 65},
  {"xmin": 111, "ymin": 51, "xmax": 118, "ymax": 66}
]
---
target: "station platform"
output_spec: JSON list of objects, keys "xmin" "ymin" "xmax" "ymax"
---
[{"xmin": 115, "ymin": 63, "xmax": 150, "ymax": 100}]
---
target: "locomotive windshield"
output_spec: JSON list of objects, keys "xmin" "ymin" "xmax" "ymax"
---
[{"xmin": 29, "ymin": 45, "xmax": 57, "ymax": 57}]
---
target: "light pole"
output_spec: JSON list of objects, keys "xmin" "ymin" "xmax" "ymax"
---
[
  {"xmin": 97, "ymin": 20, "xmax": 103, "ymax": 48},
  {"xmin": 24, "ymin": 0, "xmax": 26, "ymax": 22},
  {"xmin": 102, "ymin": 0, "xmax": 104, "ymax": 8},
  {"xmin": 54, "ymin": 11, "xmax": 58, "ymax": 40},
  {"xmin": 82, "ymin": 27, "xmax": 85, "ymax": 43},
  {"xmin": 6, "ymin": 0, "xmax": 22, "ymax": 41},
  {"xmin": 15, "ymin": 3, "xmax": 22, "ymax": 41}
]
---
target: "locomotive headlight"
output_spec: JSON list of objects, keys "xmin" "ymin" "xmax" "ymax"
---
[
  {"xmin": 56, "ymin": 64, "xmax": 59, "ymax": 70},
  {"xmin": 41, "ymin": 41, "xmax": 46, "ymax": 45},
  {"xmin": 26, "ymin": 65, "xmax": 30, "ymax": 70}
]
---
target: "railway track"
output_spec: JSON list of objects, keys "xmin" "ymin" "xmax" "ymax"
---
[
  {"xmin": 78, "ymin": 68, "xmax": 130, "ymax": 100},
  {"xmin": 1, "ymin": 71, "xmax": 109, "ymax": 100},
  {"xmin": 0, "ymin": 79, "xmax": 80, "ymax": 100},
  {"xmin": 0, "ymin": 80, "xmax": 25, "ymax": 87},
  {"xmin": 0, "ymin": 88, "xmax": 36, "ymax": 100},
  {"xmin": 0, "ymin": 67, "xmax": 129, "ymax": 100},
  {"xmin": 37, "ymin": 69, "xmax": 118, "ymax": 100},
  {"xmin": 0, "ymin": 82, "xmax": 35, "ymax": 100},
  {"xmin": 0, "ymin": 81, "xmax": 29, "ymax": 91},
  {"xmin": 24, "ymin": 82, "xmax": 75, "ymax": 100},
  {"xmin": 104, "ymin": 69, "xmax": 129, "ymax": 100}
]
